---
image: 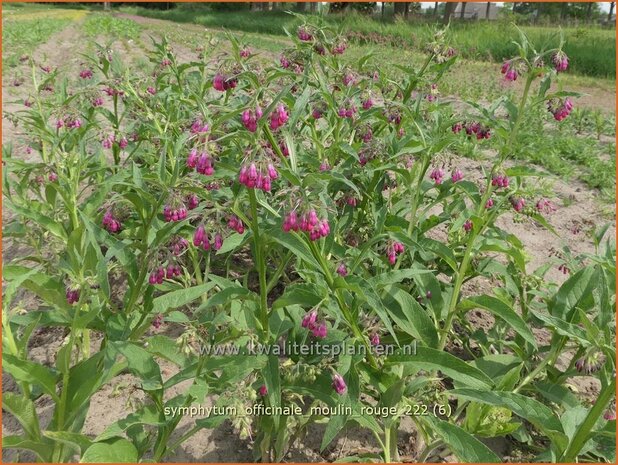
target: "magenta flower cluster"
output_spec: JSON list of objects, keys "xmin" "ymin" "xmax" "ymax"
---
[
  {"xmin": 227, "ymin": 215, "xmax": 245, "ymax": 234},
  {"xmin": 187, "ymin": 148, "xmax": 215, "ymax": 176},
  {"xmin": 102, "ymin": 209, "xmax": 122, "ymax": 233},
  {"xmin": 452, "ymin": 121, "xmax": 491, "ymax": 140},
  {"xmin": 163, "ymin": 204, "xmax": 188, "ymax": 222},
  {"xmin": 238, "ymin": 161, "xmax": 279, "ymax": 192},
  {"xmin": 491, "ymin": 174, "xmax": 510, "ymax": 189},
  {"xmin": 241, "ymin": 107, "xmax": 263, "ymax": 132},
  {"xmin": 66, "ymin": 287, "xmax": 80, "ymax": 305},
  {"xmin": 269, "ymin": 104, "xmax": 289, "ymax": 130},
  {"xmin": 301, "ymin": 310, "xmax": 327, "ymax": 339},
  {"xmin": 282, "ymin": 208, "xmax": 330, "ymax": 241},
  {"xmin": 501, "ymin": 60, "xmax": 519, "ymax": 81},
  {"xmin": 332, "ymin": 373, "xmax": 347, "ymax": 395},
  {"xmin": 552, "ymin": 51, "xmax": 569, "ymax": 72},
  {"xmin": 386, "ymin": 241, "xmax": 405, "ymax": 265},
  {"xmin": 213, "ymin": 72, "xmax": 238, "ymax": 92},
  {"xmin": 547, "ymin": 98, "xmax": 574, "ymax": 121},
  {"xmin": 193, "ymin": 224, "xmax": 224, "ymax": 252}
]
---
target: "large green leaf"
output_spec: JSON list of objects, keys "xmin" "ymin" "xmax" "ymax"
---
[
  {"xmin": 2, "ymin": 435, "xmax": 53, "ymax": 462},
  {"xmin": 550, "ymin": 266, "xmax": 598, "ymax": 320},
  {"xmin": 152, "ymin": 282, "xmax": 216, "ymax": 314},
  {"xmin": 3, "ymin": 354, "xmax": 59, "ymax": 402},
  {"xmin": 80, "ymin": 438, "xmax": 138, "ymax": 463},
  {"xmin": 458, "ymin": 295, "xmax": 537, "ymax": 348},
  {"xmin": 387, "ymin": 348, "xmax": 494, "ymax": 389},
  {"xmin": 43, "ymin": 431, "xmax": 93, "ymax": 456},
  {"xmin": 450, "ymin": 388, "xmax": 567, "ymax": 449},
  {"xmin": 270, "ymin": 230, "xmax": 321, "ymax": 271},
  {"xmin": 385, "ymin": 287, "xmax": 438, "ymax": 348},
  {"xmin": 3, "ymin": 392, "xmax": 40, "ymax": 439},
  {"xmin": 426, "ymin": 417, "xmax": 501, "ymax": 463}
]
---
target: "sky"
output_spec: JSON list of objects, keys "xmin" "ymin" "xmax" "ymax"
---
[{"xmin": 418, "ymin": 2, "xmax": 613, "ymax": 12}]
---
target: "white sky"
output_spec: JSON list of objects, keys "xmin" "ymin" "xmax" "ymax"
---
[{"xmin": 418, "ymin": 2, "xmax": 613, "ymax": 12}]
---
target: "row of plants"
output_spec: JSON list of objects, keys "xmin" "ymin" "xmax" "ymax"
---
[{"xmin": 2, "ymin": 15, "xmax": 616, "ymax": 463}]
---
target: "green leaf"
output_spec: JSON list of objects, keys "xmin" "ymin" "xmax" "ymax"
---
[
  {"xmin": 385, "ymin": 287, "xmax": 438, "ymax": 348},
  {"xmin": 215, "ymin": 231, "xmax": 248, "ymax": 255},
  {"xmin": 368, "ymin": 268, "xmax": 432, "ymax": 289},
  {"xmin": 3, "ymin": 392, "xmax": 40, "ymax": 439},
  {"xmin": 3, "ymin": 354, "xmax": 59, "ymax": 402},
  {"xmin": 346, "ymin": 276, "xmax": 398, "ymax": 345},
  {"xmin": 263, "ymin": 355, "xmax": 281, "ymax": 430},
  {"xmin": 108, "ymin": 342, "xmax": 162, "ymax": 392},
  {"xmin": 449, "ymin": 388, "xmax": 567, "ymax": 449},
  {"xmin": 43, "ymin": 431, "xmax": 93, "ymax": 456},
  {"xmin": 387, "ymin": 348, "xmax": 494, "ymax": 389},
  {"xmin": 550, "ymin": 266, "xmax": 598, "ymax": 319},
  {"xmin": 2, "ymin": 435, "xmax": 53, "ymax": 462},
  {"xmin": 80, "ymin": 438, "xmax": 138, "ymax": 463},
  {"xmin": 426, "ymin": 417, "xmax": 501, "ymax": 463},
  {"xmin": 458, "ymin": 295, "xmax": 537, "ymax": 348},
  {"xmin": 5, "ymin": 201, "xmax": 67, "ymax": 240},
  {"xmin": 272, "ymin": 283, "xmax": 326, "ymax": 309},
  {"xmin": 145, "ymin": 335, "xmax": 189, "ymax": 367},
  {"xmin": 96, "ymin": 405, "xmax": 162, "ymax": 442},
  {"xmin": 270, "ymin": 230, "xmax": 321, "ymax": 271},
  {"xmin": 152, "ymin": 282, "xmax": 216, "ymax": 314}
]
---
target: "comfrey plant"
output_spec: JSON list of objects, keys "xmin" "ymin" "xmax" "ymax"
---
[{"xmin": 2, "ymin": 18, "xmax": 615, "ymax": 464}]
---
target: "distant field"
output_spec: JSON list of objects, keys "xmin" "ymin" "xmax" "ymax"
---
[
  {"xmin": 118, "ymin": 5, "xmax": 617, "ymax": 78},
  {"xmin": 1, "ymin": 5, "xmax": 86, "ymax": 68}
]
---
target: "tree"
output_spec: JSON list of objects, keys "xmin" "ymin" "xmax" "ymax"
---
[
  {"xmin": 443, "ymin": 2, "xmax": 457, "ymax": 23},
  {"xmin": 609, "ymin": 2, "xmax": 615, "ymax": 21},
  {"xmin": 297, "ymin": 2, "xmax": 307, "ymax": 11},
  {"xmin": 329, "ymin": 3, "xmax": 375, "ymax": 14},
  {"xmin": 434, "ymin": 2, "xmax": 439, "ymax": 17},
  {"xmin": 486, "ymin": 2, "xmax": 491, "ymax": 19},
  {"xmin": 394, "ymin": 2, "xmax": 408, "ymax": 17}
]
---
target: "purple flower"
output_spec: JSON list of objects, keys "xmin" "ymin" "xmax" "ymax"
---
[
  {"xmin": 65, "ymin": 287, "xmax": 80, "ymax": 305},
  {"xmin": 301, "ymin": 310, "xmax": 318, "ymax": 329},
  {"xmin": 312, "ymin": 322, "xmax": 327, "ymax": 339},
  {"xmin": 501, "ymin": 61, "xmax": 518, "ymax": 81},
  {"xmin": 332, "ymin": 373, "xmax": 347, "ymax": 395},
  {"xmin": 336, "ymin": 263, "xmax": 348, "ymax": 277},
  {"xmin": 269, "ymin": 104, "xmax": 289, "ymax": 130},
  {"xmin": 552, "ymin": 51, "xmax": 569, "ymax": 73},
  {"xmin": 430, "ymin": 168, "xmax": 444, "ymax": 185}
]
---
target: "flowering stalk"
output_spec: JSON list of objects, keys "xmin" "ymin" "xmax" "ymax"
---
[
  {"xmin": 306, "ymin": 239, "xmax": 378, "ymax": 369},
  {"xmin": 248, "ymin": 189, "xmax": 269, "ymax": 337},
  {"xmin": 438, "ymin": 71, "xmax": 535, "ymax": 351}
]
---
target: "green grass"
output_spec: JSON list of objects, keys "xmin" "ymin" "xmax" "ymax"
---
[
  {"xmin": 118, "ymin": 5, "xmax": 616, "ymax": 78},
  {"xmin": 82, "ymin": 13, "xmax": 142, "ymax": 40}
]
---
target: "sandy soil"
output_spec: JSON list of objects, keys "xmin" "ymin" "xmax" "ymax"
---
[{"xmin": 2, "ymin": 11, "xmax": 615, "ymax": 463}]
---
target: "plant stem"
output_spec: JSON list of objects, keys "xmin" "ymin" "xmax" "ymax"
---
[
  {"xmin": 383, "ymin": 427, "xmax": 392, "ymax": 463},
  {"xmin": 248, "ymin": 189, "xmax": 269, "ymax": 338},
  {"xmin": 561, "ymin": 377, "xmax": 616, "ymax": 462},
  {"xmin": 388, "ymin": 422, "xmax": 400, "ymax": 462},
  {"xmin": 437, "ymin": 71, "xmax": 535, "ymax": 351},
  {"xmin": 307, "ymin": 239, "xmax": 378, "ymax": 368}
]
